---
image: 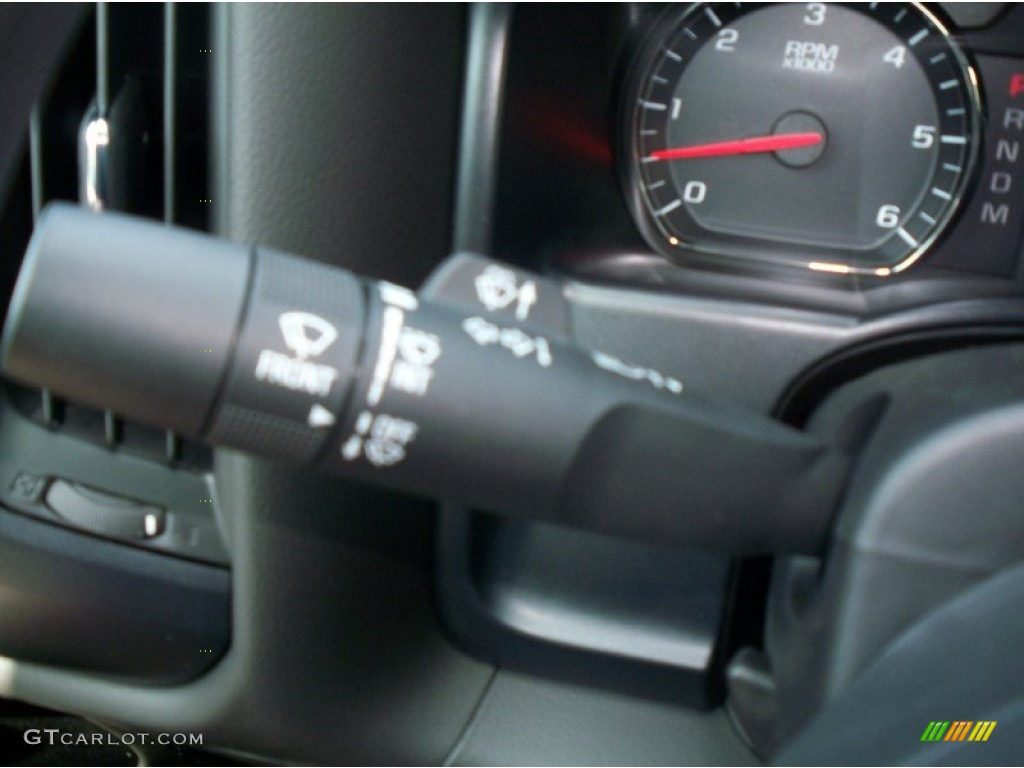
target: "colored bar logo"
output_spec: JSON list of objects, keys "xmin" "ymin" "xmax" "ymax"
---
[{"xmin": 921, "ymin": 721, "xmax": 997, "ymax": 742}]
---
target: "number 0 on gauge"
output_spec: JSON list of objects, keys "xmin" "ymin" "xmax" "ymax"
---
[{"xmin": 625, "ymin": 2, "xmax": 981, "ymax": 276}]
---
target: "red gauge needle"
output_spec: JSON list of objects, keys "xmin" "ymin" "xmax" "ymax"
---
[{"xmin": 649, "ymin": 132, "xmax": 823, "ymax": 161}]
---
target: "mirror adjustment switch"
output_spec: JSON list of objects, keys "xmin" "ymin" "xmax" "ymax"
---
[{"xmin": 45, "ymin": 481, "xmax": 166, "ymax": 540}]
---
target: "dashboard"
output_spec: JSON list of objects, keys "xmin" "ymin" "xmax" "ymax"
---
[{"xmin": 0, "ymin": 3, "xmax": 1022, "ymax": 766}]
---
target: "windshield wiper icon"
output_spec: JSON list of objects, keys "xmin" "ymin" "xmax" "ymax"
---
[{"xmin": 278, "ymin": 312, "xmax": 338, "ymax": 360}]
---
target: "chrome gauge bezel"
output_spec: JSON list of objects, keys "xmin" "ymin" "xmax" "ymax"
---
[{"xmin": 621, "ymin": 2, "xmax": 983, "ymax": 279}]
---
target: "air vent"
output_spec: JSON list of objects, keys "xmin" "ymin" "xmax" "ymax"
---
[{"xmin": 0, "ymin": 3, "xmax": 215, "ymax": 472}]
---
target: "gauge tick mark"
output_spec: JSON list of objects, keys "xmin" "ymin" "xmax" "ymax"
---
[
  {"xmin": 896, "ymin": 227, "xmax": 918, "ymax": 248},
  {"xmin": 654, "ymin": 200, "xmax": 683, "ymax": 217}
]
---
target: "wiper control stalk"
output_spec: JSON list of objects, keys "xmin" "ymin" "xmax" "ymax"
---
[{"xmin": 1, "ymin": 205, "xmax": 847, "ymax": 554}]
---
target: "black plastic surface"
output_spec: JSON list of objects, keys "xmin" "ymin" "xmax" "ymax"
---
[
  {"xmin": 213, "ymin": 5, "xmax": 465, "ymax": 288},
  {"xmin": 776, "ymin": 559, "xmax": 1024, "ymax": 766},
  {"xmin": 0, "ymin": 507, "xmax": 229, "ymax": 683},
  {"xmin": 447, "ymin": 669, "xmax": 759, "ymax": 767},
  {"xmin": 763, "ymin": 343, "xmax": 1024, "ymax": 748},
  {"xmin": 0, "ymin": 4, "xmax": 86, "ymax": 212},
  {"xmin": 2, "ymin": 204, "xmax": 250, "ymax": 436},
  {"xmin": 437, "ymin": 508, "xmax": 733, "ymax": 706}
]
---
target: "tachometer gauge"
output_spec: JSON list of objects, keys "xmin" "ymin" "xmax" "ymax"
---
[{"xmin": 625, "ymin": 2, "xmax": 981, "ymax": 277}]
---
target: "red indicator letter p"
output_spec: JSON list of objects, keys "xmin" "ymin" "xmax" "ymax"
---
[{"xmin": 1010, "ymin": 73, "xmax": 1024, "ymax": 98}]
